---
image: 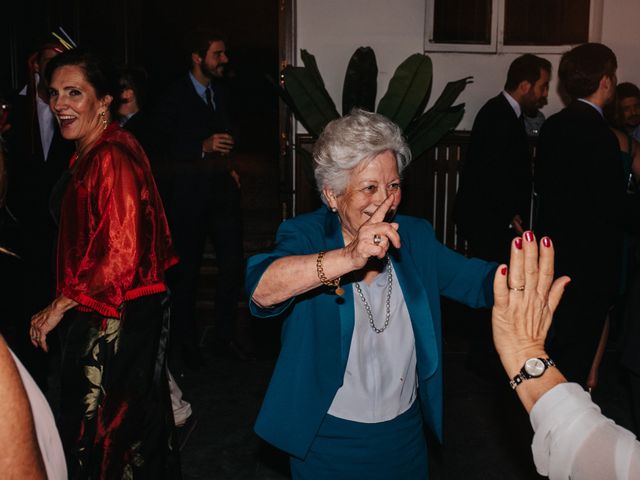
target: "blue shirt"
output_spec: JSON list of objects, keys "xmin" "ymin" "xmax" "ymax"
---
[{"xmin": 189, "ymin": 71, "xmax": 215, "ymax": 109}]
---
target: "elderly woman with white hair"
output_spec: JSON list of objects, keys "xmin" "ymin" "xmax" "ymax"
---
[{"xmin": 246, "ymin": 110, "xmax": 496, "ymax": 478}]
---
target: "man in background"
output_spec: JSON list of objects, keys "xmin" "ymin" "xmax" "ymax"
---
[
  {"xmin": 612, "ymin": 82, "xmax": 640, "ymax": 142},
  {"xmin": 535, "ymin": 43, "xmax": 640, "ymax": 385},
  {"xmin": 455, "ymin": 54, "xmax": 551, "ymax": 263},
  {"xmin": 4, "ymin": 41, "xmax": 74, "ymax": 388},
  {"xmin": 155, "ymin": 28, "xmax": 247, "ymax": 372}
]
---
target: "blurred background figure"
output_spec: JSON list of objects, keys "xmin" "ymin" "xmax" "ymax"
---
[
  {"xmin": 156, "ymin": 28, "xmax": 248, "ymax": 373},
  {"xmin": 117, "ymin": 65, "xmax": 172, "ymax": 201},
  {"xmin": 535, "ymin": 43, "xmax": 640, "ymax": 387},
  {"xmin": 3, "ymin": 40, "xmax": 73, "ymax": 390},
  {"xmin": 611, "ymin": 82, "xmax": 640, "ymax": 142}
]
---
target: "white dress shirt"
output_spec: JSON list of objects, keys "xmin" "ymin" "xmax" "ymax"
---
[
  {"xmin": 531, "ymin": 382, "xmax": 640, "ymax": 479},
  {"xmin": 328, "ymin": 266, "xmax": 417, "ymax": 423},
  {"xmin": 36, "ymin": 95, "xmax": 55, "ymax": 160},
  {"xmin": 502, "ymin": 90, "xmax": 522, "ymax": 118}
]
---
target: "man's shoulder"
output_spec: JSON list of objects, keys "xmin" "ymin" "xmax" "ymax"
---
[
  {"xmin": 542, "ymin": 102, "xmax": 606, "ymax": 136},
  {"xmin": 478, "ymin": 94, "xmax": 510, "ymax": 114},
  {"xmin": 473, "ymin": 94, "xmax": 515, "ymax": 127},
  {"xmin": 164, "ymin": 74, "xmax": 197, "ymax": 98}
]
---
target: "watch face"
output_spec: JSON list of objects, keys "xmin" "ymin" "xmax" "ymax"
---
[{"xmin": 524, "ymin": 358, "xmax": 546, "ymax": 377}]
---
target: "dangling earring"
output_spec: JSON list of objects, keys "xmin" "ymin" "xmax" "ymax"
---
[{"xmin": 99, "ymin": 110, "xmax": 107, "ymax": 129}]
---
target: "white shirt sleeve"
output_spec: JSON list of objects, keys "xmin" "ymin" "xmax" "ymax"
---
[{"xmin": 530, "ymin": 382, "xmax": 640, "ymax": 480}]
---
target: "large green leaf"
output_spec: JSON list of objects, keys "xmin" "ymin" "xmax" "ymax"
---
[
  {"xmin": 300, "ymin": 49, "xmax": 327, "ymax": 90},
  {"xmin": 405, "ymin": 76, "xmax": 472, "ymax": 138},
  {"xmin": 283, "ymin": 66, "xmax": 340, "ymax": 137},
  {"xmin": 429, "ymin": 76, "xmax": 473, "ymax": 114},
  {"xmin": 376, "ymin": 54, "xmax": 433, "ymax": 130},
  {"xmin": 265, "ymin": 74, "xmax": 319, "ymax": 136},
  {"xmin": 408, "ymin": 105, "xmax": 465, "ymax": 159},
  {"xmin": 342, "ymin": 47, "xmax": 378, "ymax": 115}
]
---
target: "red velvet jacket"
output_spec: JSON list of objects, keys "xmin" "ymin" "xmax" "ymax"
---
[{"xmin": 57, "ymin": 123, "xmax": 178, "ymax": 318}]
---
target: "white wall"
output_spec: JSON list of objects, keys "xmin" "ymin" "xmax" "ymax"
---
[{"xmin": 296, "ymin": 0, "xmax": 640, "ymax": 131}]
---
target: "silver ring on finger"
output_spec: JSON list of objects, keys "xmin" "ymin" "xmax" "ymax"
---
[
  {"xmin": 373, "ymin": 234, "xmax": 382, "ymax": 246},
  {"xmin": 508, "ymin": 285, "xmax": 525, "ymax": 292}
]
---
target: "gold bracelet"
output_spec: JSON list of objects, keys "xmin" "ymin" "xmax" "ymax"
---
[{"xmin": 316, "ymin": 251, "xmax": 344, "ymax": 296}]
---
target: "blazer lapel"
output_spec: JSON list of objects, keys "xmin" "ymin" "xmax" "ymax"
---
[
  {"xmin": 391, "ymin": 246, "xmax": 439, "ymax": 380},
  {"xmin": 323, "ymin": 211, "xmax": 355, "ymax": 368}
]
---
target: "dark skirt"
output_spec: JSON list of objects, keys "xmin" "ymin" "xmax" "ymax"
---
[
  {"xmin": 58, "ymin": 293, "xmax": 181, "ymax": 479},
  {"xmin": 290, "ymin": 401, "xmax": 428, "ymax": 479}
]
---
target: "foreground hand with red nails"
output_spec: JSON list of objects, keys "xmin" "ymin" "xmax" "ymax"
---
[
  {"xmin": 492, "ymin": 233, "xmax": 571, "ymax": 412},
  {"xmin": 492, "ymin": 234, "xmax": 640, "ymax": 479}
]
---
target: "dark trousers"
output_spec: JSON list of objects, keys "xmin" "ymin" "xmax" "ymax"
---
[
  {"xmin": 546, "ymin": 279, "xmax": 611, "ymax": 386},
  {"xmin": 166, "ymin": 170, "xmax": 243, "ymax": 353}
]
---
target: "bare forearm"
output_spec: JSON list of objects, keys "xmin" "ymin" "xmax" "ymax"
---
[
  {"xmin": 52, "ymin": 295, "xmax": 78, "ymax": 314},
  {"xmin": 252, "ymin": 248, "xmax": 354, "ymax": 307},
  {"xmin": 0, "ymin": 336, "xmax": 46, "ymax": 478}
]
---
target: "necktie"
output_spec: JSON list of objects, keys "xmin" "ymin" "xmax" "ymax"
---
[{"xmin": 205, "ymin": 87, "xmax": 216, "ymax": 111}]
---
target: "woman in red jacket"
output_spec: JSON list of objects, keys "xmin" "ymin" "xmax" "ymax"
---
[{"xmin": 29, "ymin": 48, "xmax": 180, "ymax": 479}]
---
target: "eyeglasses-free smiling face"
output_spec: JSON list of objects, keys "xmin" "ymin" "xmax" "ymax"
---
[
  {"xmin": 200, "ymin": 40, "xmax": 228, "ymax": 80},
  {"xmin": 49, "ymin": 64, "xmax": 112, "ymax": 153},
  {"xmin": 326, "ymin": 150, "xmax": 402, "ymax": 243}
]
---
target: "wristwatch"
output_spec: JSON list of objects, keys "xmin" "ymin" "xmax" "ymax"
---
[{"xmin": 509, "ymin": 357, "xmax": 555, "ymax": 390}]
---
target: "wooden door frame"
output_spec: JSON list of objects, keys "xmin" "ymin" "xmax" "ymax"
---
[{"xmin": 278, "ymin": 0, "xmax": 296, "ymax": 219}]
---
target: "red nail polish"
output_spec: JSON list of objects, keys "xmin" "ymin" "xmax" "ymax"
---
[
  {"xmin": 500, "ymin": 267, "xmax": 507, "ymax": 275},
  {"xmin": 515, "ymin": 238, "xmax": 523, "ymax": 250},
  {"xmin": 542, "ymin": 237, "xmax": 551, "ymax": 248},
  {"xmin": 524, "ymin": 231, "xmax": 534, "ymax": 242}
]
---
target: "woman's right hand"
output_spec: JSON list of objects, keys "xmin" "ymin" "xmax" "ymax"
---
[
  {"xmin": 29, "ymin": 295, "xmax": 77, "ymax": 352},
  {"xmin": 30, "ymin": 304, "xmax": 64, "ymax": 353},
  {"xmin": 492, "ymin": 233, "xmax": 571, "ymax": 376},
  {"xmin": 344, "ymin": 194, "xmax": 402, "ymax": 269}
]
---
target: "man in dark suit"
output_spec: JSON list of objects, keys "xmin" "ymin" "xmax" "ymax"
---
[
  {"xmin": 117, "ymin": 66, "xmax": 151, "ymax": 145},
  {"xmin": 535, "ymin": 43, "xmax": 638, "ymax": 385},
  {"xmin": 4, "ymin": 42, "xmax": 74, "ymax": 387},
  {"xmin": 455, "ymin": 54, "xmax": 551, "ymax": 263},
  {"xmin": 155, "ymin": 28, "xmax": 245, "ymax": 369},
  {"xmin": 116, "ymin": 66, "xmax": 171, "ymax": 198}
]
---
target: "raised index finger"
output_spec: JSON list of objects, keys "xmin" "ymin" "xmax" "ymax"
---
[{"xmin": 368, "ymin": 194, "xmax": 395, "ymax": 224}]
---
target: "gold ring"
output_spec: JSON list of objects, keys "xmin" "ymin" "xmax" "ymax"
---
[{"xmin": 508, "ymin": 285, "xmax": 525, "ymax": 291}]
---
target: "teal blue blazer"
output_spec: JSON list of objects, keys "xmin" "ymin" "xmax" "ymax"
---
[{"xmin": 246, "ymin": 207, "xmax": 496, "ymax": 459}]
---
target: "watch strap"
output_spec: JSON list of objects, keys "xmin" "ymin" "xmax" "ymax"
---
[{"xmin": 509, "ymin": 357, "xmax": 555, "ymax": 390}]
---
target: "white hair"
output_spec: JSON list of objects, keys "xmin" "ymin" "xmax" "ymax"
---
[{"xmin": 313, "ymin": 109, "xmax": 412, "ymax": 204}]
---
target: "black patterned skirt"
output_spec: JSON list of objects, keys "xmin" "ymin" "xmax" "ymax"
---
[{"xmin": 58, "ymin": 293, "xmax": 181, "ymax": 479}]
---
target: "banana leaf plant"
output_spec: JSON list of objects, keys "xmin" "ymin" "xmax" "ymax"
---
[{"xmin": 277, "ymin": 47, "xmax": 472, "ymax": 168}]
